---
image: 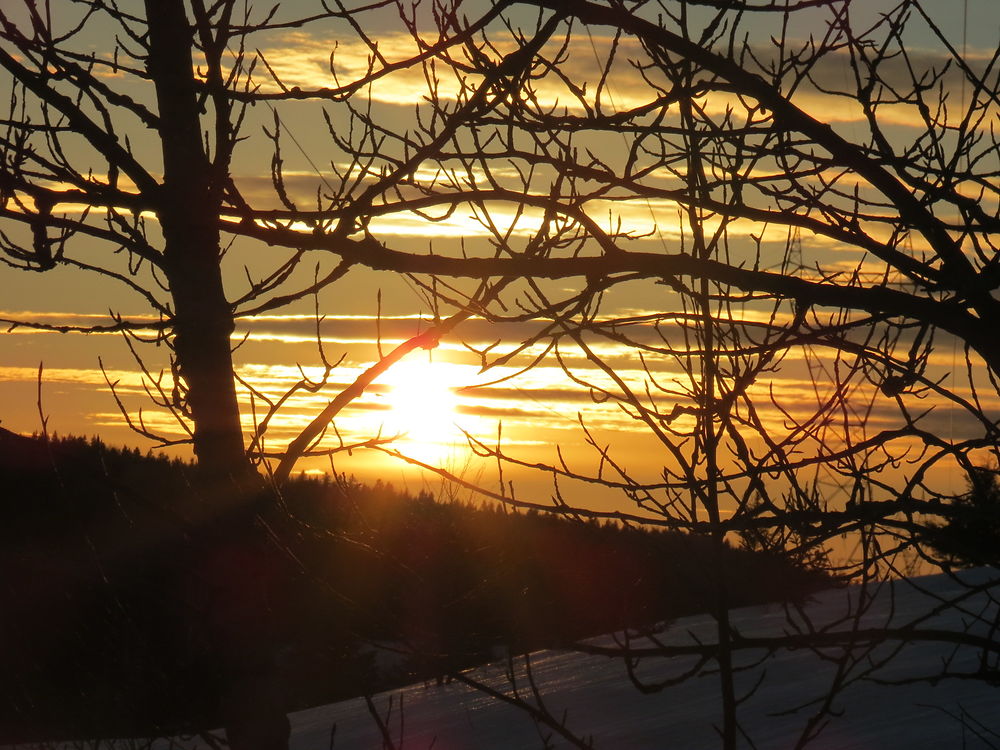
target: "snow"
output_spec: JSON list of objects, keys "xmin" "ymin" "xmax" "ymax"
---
[
  {"xmin": 289, "ymin": 568, "xmax": 1000, "ymax": 749},
  {"xmin": 9, "ymin": 569, "xmax": 1000, "ymax": 749}
]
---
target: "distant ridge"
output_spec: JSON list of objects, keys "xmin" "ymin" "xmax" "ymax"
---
[{"xmin": 0, "ymin": 426, "xmax": 53, "ymax": 470}]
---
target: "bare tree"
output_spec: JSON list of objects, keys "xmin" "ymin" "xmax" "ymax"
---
[
  {"xmin": 0, "ymin": 1, "xmax": 567, "ymax": 746},
  {"xmin": 2, "ymin": 0, "xmax": 1000, "ymax": 748},
  {"xmin": 0, "ymin": 1, "xmax": 506, "ymax": 746},
  {"xmin": 320, "ymin": 0, "xmax": 998, "ymax": 746}
]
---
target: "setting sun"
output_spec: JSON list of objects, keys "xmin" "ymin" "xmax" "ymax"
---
[{"xmin": 378, "ymin": 357, "xmax": 468, "ymax": 462}]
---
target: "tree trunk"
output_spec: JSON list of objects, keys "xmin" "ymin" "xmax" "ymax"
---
[
  {"xmin": 144, "ymin": 0, "xmax": 251, "ymax": 488},
  {"xmin": 144, "ymin": 4, "xmax": 286, "ymax": 748}
]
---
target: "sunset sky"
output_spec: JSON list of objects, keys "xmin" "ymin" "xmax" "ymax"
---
[{"xmin": 1, "ymin": 0, "xmax": 997, "ymax": 511}]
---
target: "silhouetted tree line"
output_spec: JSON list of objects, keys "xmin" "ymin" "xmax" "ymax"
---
[{"xmin": 0, "ymin": 428, "xmax": 831, "ymax": 742}]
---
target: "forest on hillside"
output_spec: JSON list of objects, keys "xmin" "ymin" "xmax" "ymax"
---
[{"xmin": 0, "ymin": 429, "xmax": 831, "ymax": 741}]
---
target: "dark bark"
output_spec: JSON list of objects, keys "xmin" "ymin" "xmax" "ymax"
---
[
  {"xmin": 144, "ymin": 0, "xmax": 252, "ymax": 488},
  {"xmin": 143, "ymin": 4, "xmax": 281, "ymax": 748}
]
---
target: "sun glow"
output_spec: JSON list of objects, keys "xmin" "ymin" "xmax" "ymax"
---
[{"xmin": 378, "ymin": 357, "xmax": 470, "ymax": 463}]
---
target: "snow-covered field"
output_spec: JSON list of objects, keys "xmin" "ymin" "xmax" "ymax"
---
[
  {"xmin": 9, "ymin": 569, "xmax": 1000, "ymax": 749},
  {"xmin": 285, "ymin": 568, "xmax": 1000, "ymax": 749}
]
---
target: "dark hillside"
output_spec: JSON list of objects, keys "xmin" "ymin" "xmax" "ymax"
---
[{"xmin": 0, "ymin": 430, "xmax": 833, "ymax": 741}]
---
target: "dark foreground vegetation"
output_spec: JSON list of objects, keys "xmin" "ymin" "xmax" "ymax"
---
[{"xmin": 0, "ymin": 429, "xmax": 832, "ymax": 742}]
